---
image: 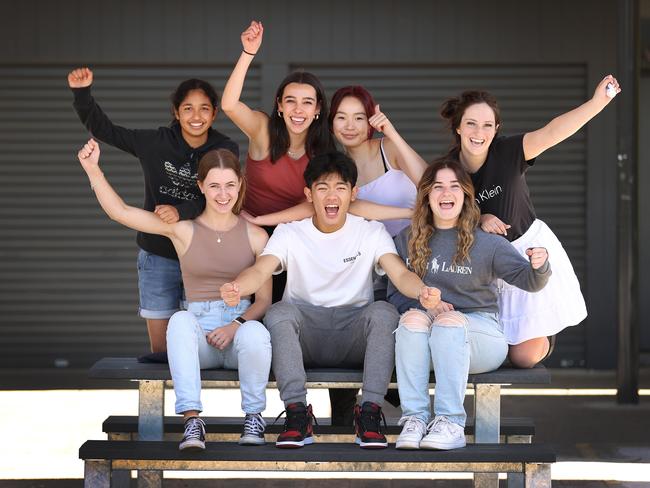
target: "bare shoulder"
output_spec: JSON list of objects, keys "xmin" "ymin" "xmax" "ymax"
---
[{"xmin": 245, "ymin": 221, "xmax": 269, "ymax": 254}]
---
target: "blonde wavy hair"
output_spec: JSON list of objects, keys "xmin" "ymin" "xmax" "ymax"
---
[{"xmin": 408, "ymin": 159, "xmax": 481, "ymax": 277}]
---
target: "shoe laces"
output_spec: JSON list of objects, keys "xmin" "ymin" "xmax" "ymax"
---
[
  {"xmin": 243, "ymin": 413, "xmax": 266, "ymax": 436},
  {"xmin": 426, "ymin": 415, "xmax": 458, "ymax": 435},
  {"xmin": 398, "ymin": 415, "xmax": 427, "ymax": 436},
  {"xmin": 274, "ymin": 404, "xmax": 318, "ymax": 431},
  {"xmin": 183, "ymin": 417, "xmax": 205, "ymax": 439},
  {"xmin": 358, "ymin": 404, "xmax": 387, "ymax": 433}
]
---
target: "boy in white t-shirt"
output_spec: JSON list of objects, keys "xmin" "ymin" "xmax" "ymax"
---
[{"xmin": 221, "ymin": 152, "xmax": 440, "ymax": 449}]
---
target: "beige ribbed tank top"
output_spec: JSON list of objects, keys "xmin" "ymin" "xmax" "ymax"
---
[{"xmin": 179, "ymin": 216, "xmax": 255, "ymax": 302}]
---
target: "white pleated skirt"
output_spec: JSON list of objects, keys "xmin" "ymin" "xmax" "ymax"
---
[{"xmin": 497, "ymin": 219, "xmax": 587, "ymax": 345}]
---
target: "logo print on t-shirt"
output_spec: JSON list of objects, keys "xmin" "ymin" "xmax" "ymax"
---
[
  {"xmin": 160, "ymin": 161, "xmax": 198, "ymax": 201},
  {"xmin": 430, "ymin": 255, "xmax": 472, "ymax": 275},
  {"xmin": 343, "ymin": 251, "xmax": 361, "ymax": 264},
  {"xmin": 475, "ymin": 184, "xmax": 502, "ymax": 205},
  {"xmin": 431, "ymin": 256, "xmax": 441, "ymax": 274}
]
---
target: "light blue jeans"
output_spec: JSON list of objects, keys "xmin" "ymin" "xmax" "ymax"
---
[
  {"xmin": 395, "ymin": 310, "xmax": 508, "ymax": 427},
  {"xmin": 166, "ymin": 299, "xmax": 271, "ymax": 415}
]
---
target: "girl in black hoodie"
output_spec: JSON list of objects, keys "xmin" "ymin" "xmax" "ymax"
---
[{"xmin": 68, "ymin": 68, "xmax": 238, "ymax": 353}]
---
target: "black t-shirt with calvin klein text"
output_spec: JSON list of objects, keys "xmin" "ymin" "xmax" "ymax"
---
[{"xmin": 465, "ymin": 134, "xmax": 536, "ymax": 242}]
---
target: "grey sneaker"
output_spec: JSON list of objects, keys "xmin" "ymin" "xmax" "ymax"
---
[
  {"xmin": 179, "ymin": 416, "xmax": 206, "ymax": 451},
  {"xmin": 420, "ymin": 415, "xmax": 466, "ymax": 450},
  {"xmin": 239, "ymin": 413, "xmax": 267, "ymax": 445},
  {"xmin": 395, "ymin": 415, "xmax": 427, "ymax": 449}
]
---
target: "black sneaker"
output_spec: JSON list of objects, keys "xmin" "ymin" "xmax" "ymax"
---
[
  {"xmin": 275, "ymin": 403, "xmax": 316, "ymax": 448},
  {"xmin": 179, "ymin": 416, "xmax": 206, "ymax": 451},
  {"xmin": 354, "ymin": 401, "xmax": 388, "ymax": 449},
  {"xmin": 239, "ymin": 413, "xmax": 266, "ymax": 446}
]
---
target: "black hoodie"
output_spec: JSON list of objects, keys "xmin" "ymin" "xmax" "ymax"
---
[{"xmin": 72, "ymin": 86, "xmax": 239, "ymax": 260}]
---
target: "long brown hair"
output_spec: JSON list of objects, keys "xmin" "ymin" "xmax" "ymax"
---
[
  {"xmin": 408, "ymin": 159, "xmax": 480, "ymax": 277},
  {"xmin": 197, "ymin": 149, "xmax": 246, "ymax": 214}
]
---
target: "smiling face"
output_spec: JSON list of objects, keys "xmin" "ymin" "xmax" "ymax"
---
[
  {"xmin": 305, "ymin": 172, "xmax": 357, "ymax": 233},
  {"xmin": 456, "ymin": 102, "xmax": 498, "ymax": 159},
  {"xmin": 331, "ymin": 96, "xmax": 371, "ymax": 148},
  {"xmin": 428, "ymin": 168, "xmax": 465, "ymax": 228},
  {"xmin": 174, "ymin": 89, "xmax": 217, "ymax": 146},
  {"xmin": 198, "ymin": 168, "xmax": 241, "ymax": 215},
  {"xmin": 277, "ymin": 82, "xmax": 321, "ymax": 135}
]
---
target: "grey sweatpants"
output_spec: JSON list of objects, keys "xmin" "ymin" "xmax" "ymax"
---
[{"xmin": 264, "ymin": 300, "xmax": 399, "ymax": 407}]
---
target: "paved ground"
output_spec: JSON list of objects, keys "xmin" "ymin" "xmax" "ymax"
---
[{"xmin": 0, "ymin": 367, "xmax": 648, "ymax": 487}]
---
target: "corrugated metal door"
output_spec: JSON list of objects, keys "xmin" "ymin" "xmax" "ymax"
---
[
  {"xmin": 0, "ymin": 65, "xmax": 260, "ymax": 369},
  {"xmin": 311, "ymin": 64, "xmax": 588, "ymax": 365}
]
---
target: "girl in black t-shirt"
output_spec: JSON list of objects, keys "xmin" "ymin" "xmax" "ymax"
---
[{"xmin": 439, "ymin": 75, "xmax": 620, "ymax": 368}]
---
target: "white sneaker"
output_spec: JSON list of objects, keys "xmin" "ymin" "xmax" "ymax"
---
[
  {"xmin": 395, "ymin": 416, "xmax": 427, "ymax": 450},
  {"xmin": 420, "ymin": 416, "xmax": 466, "ymax": 450}
]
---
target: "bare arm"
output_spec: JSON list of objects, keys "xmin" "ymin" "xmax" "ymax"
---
[
  {"xmin": 523, "ymin": 74, "xmax": 620, "ymax": 161},
  {"xmin": 369, "ymin": 104, "xmax": 427, "ymax": 184},
  {"xmin": 242, "ymin": 199, "xmax": 413, "ymax": 226},
  {"xmin": 379, "ymin": 253, "xmax": 441, "ymax": 308},
  {"xmin": 221, "ymin": 20, "xmax": 269, "ymax": 159},
  {"xmin": 242, "ymin": 201, "xmax": 314, "ymax": 226},
  {"xmin": 77, "ymin": 139, "xmax": 191, "ymax": 251},
  {"xmin": 349, "ymin": 199, "xmax": 413, "ymax": 221},
  {"xmin": 220, "ymin": 254, "xmax": 280, "ymax": 305}
]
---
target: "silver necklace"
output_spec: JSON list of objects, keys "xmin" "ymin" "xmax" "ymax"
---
[{"xmin": 287, "ymin": 148, "xmax": 304, "ymax": 159}]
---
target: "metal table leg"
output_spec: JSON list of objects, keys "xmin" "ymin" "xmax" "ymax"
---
[
  {"xmin": 137, "ymin": 380, "xmax": 164, "ymax": 488},
  {"xmin": 473, "ymin": 383, "xmax": 501, "ymax": 488}
]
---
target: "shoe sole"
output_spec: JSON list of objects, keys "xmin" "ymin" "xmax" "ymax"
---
[
  {"xmin": 419, "ymin": 440, "xmax": 466, "ymax": 450},
  {"xmin": 276, "ymin": 436, "xmax": 314, "ymax": 448},
  {"xmin": 395, "ymin": 440, "xmax": 420, "ymax": 450},
  {"xmin": 179, "ymin": 441, "xmax": 205, "ymax": 451},
  {"xmin": 355, "ymin": 437, "xmax": 388, "ymax": 449},
  {"xmin": 238, "ymin": 437, "xmax": 266, "ymax": 446}
]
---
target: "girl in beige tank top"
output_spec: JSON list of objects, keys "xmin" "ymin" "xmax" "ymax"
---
[{"xmin": 78, "ymin": 143, "xmax": 272, "ymax": 449}]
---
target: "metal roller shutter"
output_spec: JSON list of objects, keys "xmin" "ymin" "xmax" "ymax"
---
[
  {"xmin": 0, "ymin": 65, "xmax": 260, "ymax": 368},
  {"xmin": 310, "ymin": 64, "xmax": 587, "ymax": 365}
]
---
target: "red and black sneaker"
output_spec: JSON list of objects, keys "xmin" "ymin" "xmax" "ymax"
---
[
  {"xmin": 354, "ymin": 401, "xmax": 388, "ymax": 449},
  {"xmin": 275, "ymin": 403, "xmax": 316, "ymax": 448}
]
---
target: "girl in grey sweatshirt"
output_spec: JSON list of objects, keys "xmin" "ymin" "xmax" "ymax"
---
[{"xmin": 387, "ymin": 159, "xmax": 550, "ymax": 450}]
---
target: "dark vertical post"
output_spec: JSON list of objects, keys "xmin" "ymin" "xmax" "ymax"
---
[{"xmin": 617, "ymin": 0, "xmax": 640, "ymax": 404}]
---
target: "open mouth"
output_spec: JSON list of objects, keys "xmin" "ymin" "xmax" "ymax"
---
[
  {"xmin": 189, "ymin": 122, "xmax": 205, "ymax": 130},
  {"xmin": 290, "ymin": 116, "xmax": 307, "ymax": 126},
  {"xmin": 439, "ymin": 199, "xmax": 455, "ymax": 210},
  {"xmin": 324, "ymin": 204, "xmax": 339, "ymax": 218},
  {"xmin": 469, "ymin": 137, "xmax": 485, "ymax": 147},
  {"xmin": 215, "ymin": 198, "xmax": 231, "ymax": 206}
]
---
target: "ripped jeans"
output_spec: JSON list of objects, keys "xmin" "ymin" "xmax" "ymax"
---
[{"xmin": 395, "ymin": 309, "xmax": 507, "ymax": 427}]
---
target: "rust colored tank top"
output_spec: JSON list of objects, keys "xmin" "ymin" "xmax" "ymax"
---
[
  {"xmin": 179, "ymin": 217, "xmax": 255, "ymax": 302},
  {"xmin": 243, "ymin": 152, "xmax": 308, "ymax": 217}
]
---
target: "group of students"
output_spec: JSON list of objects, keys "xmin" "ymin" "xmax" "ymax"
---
[{"xmin": 70, "ymin": 20, "xmax": 619, "ymax": 452}]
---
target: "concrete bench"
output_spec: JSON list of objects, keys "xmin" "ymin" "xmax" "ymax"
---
[
  {"xmin": 80, "ymin": 440, "xmax": 554, "ymax": 488},
  {"xmin": 88, "ymin": 357, "xmax": 551, "ymax": 488}
]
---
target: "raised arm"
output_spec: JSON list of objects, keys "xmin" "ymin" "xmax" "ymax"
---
[
  {"xmin": 379, "ymin": 253, "xmax": 441, "ymax": 309},
  {"xmin": 369, "ymin": 104, "xmax": 427, "ymax": 184},
  {"xmin": 68, "ymin": 67, "xmax": 142, "ymax": 156},
  {"xmin": 77, "ymin": 139, "xmax": 189, "ymax": 248},
  {"xmin": 221, "ymin": 21, "xmax": 270, "ymax": 159},
  {"xmin": 522, "ymin": 74, "xmax": 621, "ymax": 161}
]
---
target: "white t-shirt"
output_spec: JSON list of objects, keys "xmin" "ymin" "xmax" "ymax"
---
[{"xmin": 262, "ymin": 214, "xmax": 398, "ymax": 307}]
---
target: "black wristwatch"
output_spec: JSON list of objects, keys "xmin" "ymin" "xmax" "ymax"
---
[{"xmin": 232, "ymin": 316, "xmax": 246, "ymax": 326}]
